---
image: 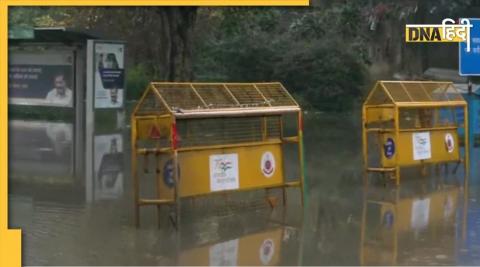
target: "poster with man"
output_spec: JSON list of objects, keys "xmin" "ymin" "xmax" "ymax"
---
[
  {"xmin": 8, "ymin": 51, "xmax": 74, "ymax": 107},
  {"xmin": 94, "ymin": 42, "xmax": 125, "ymax": 108}
]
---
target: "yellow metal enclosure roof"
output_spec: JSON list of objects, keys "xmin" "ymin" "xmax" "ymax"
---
[
  {"xmin": 365, "ymin": 81, "xmax": 466, "ymax": 106},
  {"xmin": 133, "ymin": 82, "xmax": 300, "ymax": 117}
]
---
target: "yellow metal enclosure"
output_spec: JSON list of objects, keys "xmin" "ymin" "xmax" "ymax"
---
[
  {"xmin": 362, "ymin": 81, "xmax": 469, "ymax": 185},
  {"xmin": 131, "ymin": 82, "xmax": 305, "ymax": 227}
]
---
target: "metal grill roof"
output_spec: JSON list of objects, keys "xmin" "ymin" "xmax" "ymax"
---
[
  {"xmin": 133, "ymin": 82, "xmax": 300, "ymax": 117},
  {"xmin": 365, "ymin": 81, "xmax": 466, "ymax": 106}
]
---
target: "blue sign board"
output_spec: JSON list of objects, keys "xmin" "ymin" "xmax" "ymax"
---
[{"xmin": 459, "ymin": 18, "xmax": 480, "ymax": 76}]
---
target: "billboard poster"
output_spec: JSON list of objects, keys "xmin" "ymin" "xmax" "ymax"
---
[
  {"xmin": 94, "ymin": 42, "xmax": 125, "ymax": 108},
  {"xmin": 8, "ymin": 51, "xmax": 74, "ymax": 107},
  {"xmin": 93, "ymin": 133, "xmax": 124, "ymax": 200}
]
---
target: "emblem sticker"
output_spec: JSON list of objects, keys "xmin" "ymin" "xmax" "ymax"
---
[
  {"xmin": 163, "ymin": 159, "xmax": 180, "ymax": 188},
  {"xmin": 412, "ymin": 132, "xmax": 432, "ymax": 160},
  {"xmin": 445, "ymin": 133, "xmax": 455, "ymax": 153},
  {"xmin": 383, "ymin": 138, "xmax": 395, "ymax": 159},
  {"xmin": 209, "ymin": 153, "xmax": 239, "ymax": 192},
  {"xmin": 149, "ymin": 124, "xmax": 161, "ymax": 139},
  {"xmin": 382, "ymin": 210, "xmax": 394, "ymax": 229},
  {"xmin": 259, "ymin": 239, "xmax": 275, "ymax": 265},
  {"xmin": 261, "ymin": 151, "xmax": 275, "ymax": 178}
]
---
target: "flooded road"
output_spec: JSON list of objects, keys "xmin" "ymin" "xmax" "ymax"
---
[{"xmin": 8, "ymin": 113, "xmax": 480, "ymax": 265}]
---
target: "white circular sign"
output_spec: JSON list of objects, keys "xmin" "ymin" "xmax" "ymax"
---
[
  {"xmin": 445, "ymin": 133, "xmax": 455, "ymax": 153},
  {"xmin": 259, "ymin": 238, "xmax": 275, "ymax": 265},
  {"xmin": 261, "ymin": 152, "xmax": 275, "ymax": 178}
]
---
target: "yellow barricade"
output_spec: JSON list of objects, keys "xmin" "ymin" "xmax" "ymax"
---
[
  {"xmin": 131, "ymin": 82, "xmax": 305, "ymax": 227},
  {"xmin": 362, "ymin": 81, "xmax": 469, "ymax": 185}
]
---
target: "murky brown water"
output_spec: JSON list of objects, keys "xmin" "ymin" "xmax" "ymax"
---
[{"xmin": 8, "ymin": 113, "xmax": 480, "ymax": 265}]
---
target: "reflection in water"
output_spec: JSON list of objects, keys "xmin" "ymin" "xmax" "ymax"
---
[
  {"xmin": 9, "ymin": 120, "xmax": 73, "ymax": 180},
  {"xmin": 7, "ymin": 114, "xmax": 480, "ymax": 265},
  {"xmin": 457, "ymin": 187, "xmax": 480, "ymax": 265},
  {"xmin": 179, "ymin": 225, "xmax": 298, "ymax": 266},
  {"xmin": 360, "ymin": 179, "xmax": 463, "ymax": 265},
  {"xmin": 94, "ymin": 134, "xmax": 124, "ymax": 200}
]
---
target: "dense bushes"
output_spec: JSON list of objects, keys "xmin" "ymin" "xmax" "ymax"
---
[
  {"xmin": 126, "ymin": 64, "xmax": 150, "ymax": 101},
  {"xmin": 192, "ymin": 5, "xmax": 369, "ymax": 111}
]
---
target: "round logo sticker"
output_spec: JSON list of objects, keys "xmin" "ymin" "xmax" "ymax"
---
[
  {"xmin": 259, "ymin": 239, "xmax": 275, "ymax": 265},
  {"xmin": 384, "ymin": 138, "xmax": 395, "ymax": 159},
  {"xmin": 261, "ymin": 152, "xmax": 275, "ymax": 178},
  {"xmin": 445, "ymin": 133, "xmax": 455, "ymax": 153},
  {"xmin": 382, "ymin": 210, "xmax": 394, "ymax": 229},
  {"xmin": 163, "ymin": 159, "xmax": 180, "ymax": 188}
]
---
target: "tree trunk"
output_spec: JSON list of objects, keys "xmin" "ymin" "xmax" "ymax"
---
[{"xmin": 156, "ymin": 7, "xmax": 197, "ymax": 81}]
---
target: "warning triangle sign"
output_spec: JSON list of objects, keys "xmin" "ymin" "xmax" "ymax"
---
[{"xmin": 149, "ymin": 125, "xmax": 161, "ymax": 139}]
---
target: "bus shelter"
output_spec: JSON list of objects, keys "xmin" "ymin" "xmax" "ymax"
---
[
  {"xmin": 362, "ymin": 81, "xmax": 469, "ymax": 185},
  {"xmin": 131, "ymin": 82, "xmax": 305, "ymax": 227}
]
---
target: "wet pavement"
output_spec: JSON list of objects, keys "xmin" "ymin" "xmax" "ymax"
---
[{"xmin": 8, "ymin": 113, "xmax": 480, "ymax": 266}]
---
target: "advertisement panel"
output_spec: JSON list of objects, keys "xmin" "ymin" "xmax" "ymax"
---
[
  {"xmin": 93, "ymin": 133, "xmax": 124, "ymax": 200},
  {"xmin": 94, "ymin": 42, "xmax": 125, "ymax": 108},
  {"xmin": 8, "ymin": 51, "xmax": 74, "ymax": 107}
]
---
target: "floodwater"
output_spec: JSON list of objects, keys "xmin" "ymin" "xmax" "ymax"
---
[{"xmin": 8, "ymin": 113, "xmax": 480, "ymax": 266}]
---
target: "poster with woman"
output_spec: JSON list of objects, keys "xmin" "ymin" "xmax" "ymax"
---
[{"xmin": 94, "ymin": 42, "xmax": 125, "ymax": 108}]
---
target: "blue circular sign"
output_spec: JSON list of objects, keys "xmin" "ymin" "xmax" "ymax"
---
[
  {"xmin": 384, "ymin": 138, "xmax": 395, "ymax": 159},
  {"xmin": 163, "ymin": 159, "xmax": 180, "ymax": 188}
]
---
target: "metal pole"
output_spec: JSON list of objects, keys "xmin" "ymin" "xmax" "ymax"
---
[
  {"xmin": 362, "ymin": 105, "xmax": 368, "ymax": 185},
  {"xmin": 462, "ymin": 104, "xmax": 470, "ymax": 242},
  {"xmin": 172, "ymin": 119, "xmax": 181, "ymax": 229},
  {"xmin": 280, "ymin": 115, "xmax": 287, "ymax": 206},
  {"xmin": 464, "ymin": 105, "xmax": 470, "ymax": 179},
  {"xmin": 131, "ymin": 117, "xmax": 140, "ymax": 227},
  {"xmin": 394, "ymin": 106, "xmax": 401, "ymax": 185},
  {"xmin": 298, "ymin": 111, "xmax": 306, "ymax": 206}
]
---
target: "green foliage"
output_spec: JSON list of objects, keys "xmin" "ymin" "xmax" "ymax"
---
[
  {"xmin": 277, "ymin": 40, "xmax": 367, "ymax": 111},
  {"xmin": 94, "ymin": 109, "xmax": 122, "ymax": 133},
  {"xmin": 194, "ymin": 4, "xmax": 369, "ymax": 111},
  {"xmin": 126, "ymin": 64, "xmax": 150, "ymax": 100},
  {"xmin": 9, "ymin": 105, "xmax": 75, "ymax": 121},
  {"xmin": 8, "ymin": 7, "xmax": 71, "ymax": 27}
]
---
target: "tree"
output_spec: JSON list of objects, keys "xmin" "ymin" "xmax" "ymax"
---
[
  {"xmin": 193, "ymin": 4, "xmax": 369, "ymax": 111},
  {"xmin": 156, "ymin": 7, "xmax": 197, "ymax": 81}
]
